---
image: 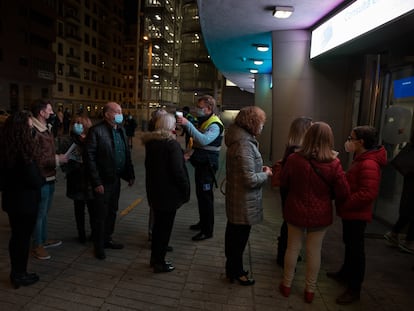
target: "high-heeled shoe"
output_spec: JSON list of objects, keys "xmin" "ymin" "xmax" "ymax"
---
[
  {"xmin": 304, "ymin": 290, "xmax": 314, "ymax": 303},
  {"xmin": 10, "ymin": 272, "xmax": 39, "ymax": 289},
  {"xmin": 279, "ymin": 283, "xmax": 291, "ymax": 297},
  {"xmin": 229, "ymin": 275, "xmax": 255, "ymax": 286}
]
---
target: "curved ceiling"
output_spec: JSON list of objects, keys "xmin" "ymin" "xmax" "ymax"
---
[{"xmin": 197, "ymin": 0, "xmax": 350, "ymax": 93}]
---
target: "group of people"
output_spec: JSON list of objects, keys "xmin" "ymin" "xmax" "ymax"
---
[
  {"xmin": 0, "ymin": 100, "xmax": 135, "ymax": 289},
  {"xmin": 0, "ymin": 95, "xmax": 408, "ymax": 307}
]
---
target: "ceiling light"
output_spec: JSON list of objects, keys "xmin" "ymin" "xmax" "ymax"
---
[
  {"xmin": 255, "ymin": 44, "xmax": 269, "ymax": 52},
  {"xmin": 253, "ymin": 59, "xmax": 264, "ymax": 65},
  {"xmin": 249, "ymin": 68, "xmax": 258, "ymax": 74},
  {"xmin": 273, "ymin": 6, "xmax": 294, "ymax": 19}
]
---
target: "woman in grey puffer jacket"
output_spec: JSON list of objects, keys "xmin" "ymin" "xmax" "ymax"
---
[{"xmin": 224, "ymin": 106, "xmax": 273, "ymax": 286}]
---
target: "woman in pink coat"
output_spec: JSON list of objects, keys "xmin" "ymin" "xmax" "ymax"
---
[{"xmin": 279, "ymin": 122, "xmax": 349, "ymax": 303}]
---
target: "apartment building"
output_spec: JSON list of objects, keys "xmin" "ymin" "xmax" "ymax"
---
[
  {"xmin": 0, "ymin": 0, "xmax": 56, "ymax": 112},
  {"xmin": 52, "ymin": 0, "xmax": 124, "ymax": 117}
]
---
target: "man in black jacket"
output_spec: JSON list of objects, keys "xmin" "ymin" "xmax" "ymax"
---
[{"xmin": 85, "ymin": 102, "xmax": 135, "ymax": 259}]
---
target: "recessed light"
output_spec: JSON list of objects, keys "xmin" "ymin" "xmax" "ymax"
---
[
  {"xmin": 273, "ymin": 6, "xmax": 294, "ymax": 19},
  {"xmin": 253, "ymin": 60, "xmax": 264, "ymax": 65},
  {"xmin": 249, "ymin": 68, "xmax": 258, "ymax": 74}
]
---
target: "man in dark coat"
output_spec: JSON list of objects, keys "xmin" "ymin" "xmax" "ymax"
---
[{"xmin": 85, "ymin": 102, "xmax": 135, "ymax": 259}]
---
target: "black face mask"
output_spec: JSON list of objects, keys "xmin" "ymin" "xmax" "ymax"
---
[{"xmin": 47, "ymin": 113, "xmax": 56, "ymax": 124}]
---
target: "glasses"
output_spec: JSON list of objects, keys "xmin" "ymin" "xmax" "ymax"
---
[{"xmin": 347, "ymin": 136, "xmax": 359, "ymax": 141}]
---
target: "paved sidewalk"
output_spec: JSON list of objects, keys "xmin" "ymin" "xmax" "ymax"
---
[{"xmin": 0, "ymin": 131, "xmax": 413, "ymax": 310}]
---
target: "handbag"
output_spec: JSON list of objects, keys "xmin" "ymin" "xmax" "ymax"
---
[
  {"xmin": 391, "ymin": 144, "xmax": 414, "ymax": 176},
  {"xmin": 271, "ymin": 160, "xmax": 282, "ymax": 187}
]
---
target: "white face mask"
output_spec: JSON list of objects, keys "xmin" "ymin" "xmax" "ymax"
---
[{"xmin": 344, "ymin": 140, "xmax": 356, "ymax": 153}]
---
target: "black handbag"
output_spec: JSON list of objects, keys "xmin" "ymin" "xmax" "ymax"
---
[{"xmin": 391, "ymin": 144, "xmax": 414, "ymax": 176}]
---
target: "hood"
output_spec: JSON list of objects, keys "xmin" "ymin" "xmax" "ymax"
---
[
  {"xmin": 354, "ymin": 145, "xmax": 387, "ymax": 167},
  {"xmin": 141, "ymin": 130, "xmax": 176, "ymax": 145},
  {"xmin": 225, "ymin": 124, "xmax": 256, "ymax": 147}
]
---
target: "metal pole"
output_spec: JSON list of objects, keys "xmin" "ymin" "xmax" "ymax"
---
[{"xmin": 146, "ymin": 41, "xmax": 152, "ymax": 127}]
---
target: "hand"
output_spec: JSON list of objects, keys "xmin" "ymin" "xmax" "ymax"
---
[
  {"xmin": 57, "ymin": 154, "xmax": 69, "ymax": 164},
  {"xmin": 262, "ymin": 166, "xmax": 273, "ymax": 176},
  {"xmin": 94, "ymin": 185, "xmax": 104, "ymax": 194},
  {"xmin": 176, "ymin": 116, "xmax": 188, "ymax": 126}
]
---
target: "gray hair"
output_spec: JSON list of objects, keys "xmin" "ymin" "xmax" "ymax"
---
[{"xmin": 155, "ymin": 113, "xmax": 176, "ymax": 131}]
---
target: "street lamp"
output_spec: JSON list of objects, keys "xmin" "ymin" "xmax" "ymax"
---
[{"xmin": 143, "ymin": 35, "xmax": 152, "ymax": 130}]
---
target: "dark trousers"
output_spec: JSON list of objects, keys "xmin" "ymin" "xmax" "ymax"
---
[
  {"xmin": 225, "ymin": 221, "xmax": 251, "ymax": 279},
  {"xmin": 7, "ymin": 211, "xmax": 37, "ymax": 274},
  {"xmin": 91, "ymin": 179, "xmax": 120, "ymax": 251},
  {"xmin": 150, "ymin": 208, "xmax": 176, "ymax": 265},
  {"xmin": 74, "ymin": 199, "xmax": 94, "ymax": 240},
  {"xmin": 340, "ymin": 219, "xmax": 367, "ymax": 292},
  {"xmin": 194, "ymin": 164, "xmax": 216, "ymax": 236},
  {"xmin": 393, "ymin": 217, "xmax": 414, "ymax": 241}
]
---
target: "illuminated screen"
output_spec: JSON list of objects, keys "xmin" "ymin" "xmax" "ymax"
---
[
  {"xmin": 310, "ymin": 0, "xmax": 414, "ymax": 59},
  {"xmin": 393, "ymin": 77, "xmax": 414, "ymax": 99}
]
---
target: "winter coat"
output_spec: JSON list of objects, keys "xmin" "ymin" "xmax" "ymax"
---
[
  {"xmin": 85, "ymin": 120, "xmax": 135, "ymax": 187},
  {"xmin": 31, "ymin": 117, "xmax": 57, "ymax": 179},
  {"xmin": 337, "ymin": 146, "xmax": 387, "ymax": 221},
  {"xmin": 280, "ymin": 152, "xmax": 349, "ymax": 228},
  {"xmin": 224, "ymin": 124, "xmax": 268, "ymax": 225},
  {"xmin": 124, "ymin": 117, "xmax": 137, "ymax": 137},
  {"xmin": 64, "ymin": 133, "xmax": 94, "ymax": 201},
  {"xmin": 2, "ymin": 159, "xmax": 43, "ymax": 216},
  {"xmin": 142, "ymin": 130, "xmax": 190, "ymax": 211}
]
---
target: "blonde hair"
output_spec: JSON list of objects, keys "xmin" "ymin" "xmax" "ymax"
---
[
  {"xmin": 155, "ymin": 113, "xmax": 176, "ymax": 131},
  {"xmin": 299, "ymin": 121, "xmax": 335, "ymax": 162},
  {"xmin": 287, "ymin": 117, "xmax": 312, "ymax": 146}
]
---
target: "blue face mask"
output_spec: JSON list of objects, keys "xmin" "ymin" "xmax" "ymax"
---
[
  {"xmin": 196, "ymin": 108, "xmax": 205, "ymax": 117},
  {"xmin": 73, "ymin": 123, "xmax": 84, "ymax": 135},
  {"xmin": 114, "ymin": 113, "xmax": 123, "ymax": 124}
]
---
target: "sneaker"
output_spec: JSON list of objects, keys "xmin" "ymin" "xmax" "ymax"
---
[
  {"xmin": 44, "ymin": 239, "xmax": 62, "ymax": 248},
  {"xmin": 384, "ymin": 231, "xmax": 399, "ymax": 247},
  {"xmin": 32, "ymin": 246, "xmax": 51, "ymax": 260},
  {"xmin": 399, "ymin": 241, "xmax": 414, "ymax": 254}
]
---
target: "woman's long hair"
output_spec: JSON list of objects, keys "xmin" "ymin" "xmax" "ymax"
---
[
  {"xmin": 0, "ymin": 111, "xmax": 39, "ymax": 167},
  {"xmin": 299, "ymin": 121, "xmax": 335, "ymax": 162},
  {"xmin": 287, "ymin": 117, "xmax": 312, "ymax": 146}
]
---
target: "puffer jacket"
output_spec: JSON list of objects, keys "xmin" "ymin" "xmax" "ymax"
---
[
  {"xmin": 337, "ymin": 146, "xmax": 387, "ymax": 221},
  {"xmin": 280, "ymin": 152, "xmax": 349, "ymax": 228},
  {"xmin": 142, "ymin": 130, "xmax": 190, "ymax": 210},
  {"xmin": 224, "ymin": 124, "xmax": 268, "ymax": 225},
  {"xmin": 85, "ymin": 120, "xmax": 135, "ymax": 187}
]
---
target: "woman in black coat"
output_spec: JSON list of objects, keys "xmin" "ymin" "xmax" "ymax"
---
[
  {"xmin": 0, "ymin": 111, "xmax": 44, "ymax": 288},
  {"xmin": 142, "ymin": 113, "xmax": 190, "ymax": 273}
]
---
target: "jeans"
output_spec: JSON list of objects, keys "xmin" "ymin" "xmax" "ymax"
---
[{"xmin": 33, "ymin": 182, "xmax": 55, "ymax": 247}]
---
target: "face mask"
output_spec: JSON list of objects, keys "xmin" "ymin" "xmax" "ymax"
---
[
  {"xmin": 114, "ymin": 113, "xmax": 123, "ymax": 124},
  {"xmin": 344, "ymin": 140, "xmax": 355, "ymax": 153},
  {"xmin": 259, "ymin": 124, "xmax": 264, "ymax": 134},
  {"xmin": 196, "ymin": 108, "xmax": 205, "ymax": 117},
  {"xmin": 73, "ymin": 123, "xmax": 84, "ymax": 135}
]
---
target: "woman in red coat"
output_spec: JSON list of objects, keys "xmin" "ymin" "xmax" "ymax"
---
[
  {"xmin": 330, "ymin": 126, "xmax": 387, "ymax": 305},
  {"xmin": 279, "ymin": 122, "xmax": 349, "ymax": 303}
]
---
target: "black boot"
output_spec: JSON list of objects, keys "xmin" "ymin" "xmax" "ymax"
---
[{"xmin": 10, "ymin": 272, "xmax": 39, "ymax": 289}]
